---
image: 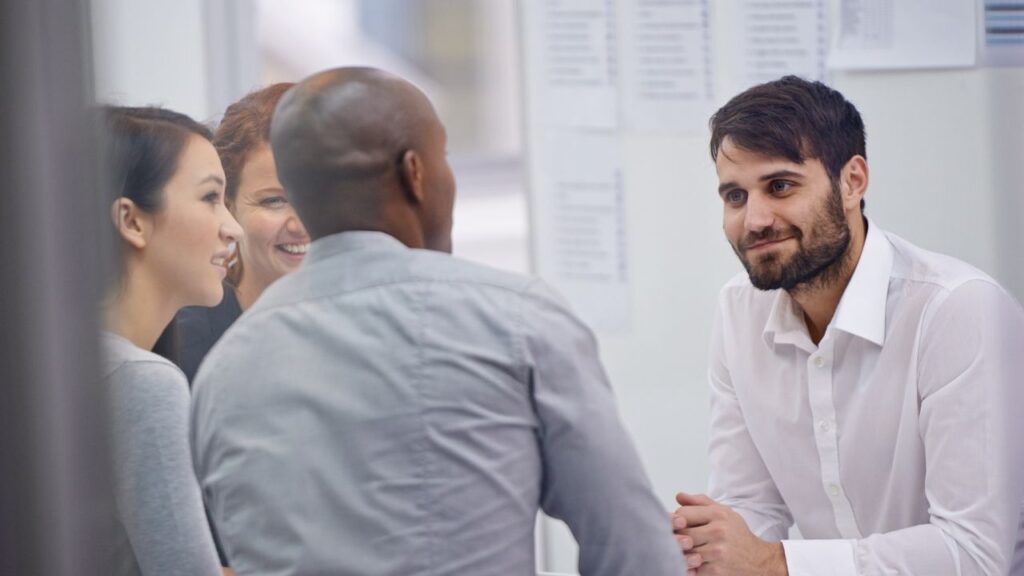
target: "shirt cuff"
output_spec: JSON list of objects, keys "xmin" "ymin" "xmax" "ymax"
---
[{"xmin": 782, "ymin": 539, "xmax": 858, "ymax": 576}]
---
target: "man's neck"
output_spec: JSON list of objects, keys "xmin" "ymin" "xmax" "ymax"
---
[
  {"xmin": 791, "ymin": 276, "xmax": 851, "ymax": 345},
  {"xmin": 790, "ymin": 217, "xmax": 867, "ymax": 346}
]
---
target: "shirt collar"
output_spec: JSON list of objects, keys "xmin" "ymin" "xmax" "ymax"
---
[
  {"xmin": 307, "ymin": 231, "xmax": 409, "ymax": 265},
  {"xmin": 762, "ymin": 219, "xmax": 893, "ymax": 349},
  {"xmin": 762, "ymin": 289, "xmax": 813, "ymax": 351},
  {"xmin": 831, "ymin": 219, "xmax": 892, "ymax": 347}
]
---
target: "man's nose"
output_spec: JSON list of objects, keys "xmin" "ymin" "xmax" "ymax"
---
[{"xmin": 743, "ymin": 193, "xmax": 775, "ymax": 233}]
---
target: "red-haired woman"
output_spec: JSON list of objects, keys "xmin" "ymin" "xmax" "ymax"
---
[{"xmin": 155, "ymin": 83, "xmax": 310, "ymax": 382}]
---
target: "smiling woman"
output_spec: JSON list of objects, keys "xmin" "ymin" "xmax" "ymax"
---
[
  {"xmin": 154, "ymin": 83, "xmax": 312, "ymax": 392},
  {"xmin": 227, "ymin": 141, "xmax": 311, "ymax": 310},
  {"xmin": 98, "ymin": 106, "xmax": 240, "ymax": 576}
]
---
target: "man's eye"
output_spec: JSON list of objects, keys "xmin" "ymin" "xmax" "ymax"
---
[
  {"xmin": 725, "ymin": 189, "xmax": 746, "ymax": 204},
  {"xmin": 260, "ymin": 196, "xmax": 287, "ymax": 208},
  {"xmin": 770, "ymin": 181, "xmax": 793, "ymax": 194}
]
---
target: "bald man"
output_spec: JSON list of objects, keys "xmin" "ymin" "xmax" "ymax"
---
[{"xmin": 190, "ymin": 67, "xmax": 685, "ymax": 576}]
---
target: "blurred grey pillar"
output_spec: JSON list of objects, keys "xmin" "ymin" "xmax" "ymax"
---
[
  {"xmin": 0, "ymin": 0, "xmax": 113, "ymax": 575},
  {"xmin": 204, "ymin": 0, "xmax": 260, "ymax": 123}
]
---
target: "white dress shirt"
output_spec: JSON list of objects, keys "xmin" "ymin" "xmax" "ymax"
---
[{"xmin": 707, "ymin": 221, "xmax": 1024, "ymax": 576}]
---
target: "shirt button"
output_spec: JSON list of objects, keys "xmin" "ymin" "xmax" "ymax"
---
[
  {"xmin": 828, "ymin": 484, "xmax": 840, "ymax": 496},
  {"xmin": 813, "ymin": 356, "xmax": 825, "ymax": 368},
  {"xmin": 818, "ymin": 418, "xmax": 831, "ymax": 432}
]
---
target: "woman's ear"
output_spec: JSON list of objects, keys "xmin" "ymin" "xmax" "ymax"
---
[{"xmin": 110, "ymin": 197, "xmax": 148, "ymax": 250}]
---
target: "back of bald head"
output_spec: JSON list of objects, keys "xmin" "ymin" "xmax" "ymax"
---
[{"xmin": 270, "ymin": 67, "xmax": 437, "ymax": 239}]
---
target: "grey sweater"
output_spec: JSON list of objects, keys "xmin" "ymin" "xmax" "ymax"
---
[{"xmin": 102, "ymin": 332, "xmax": 221, "ymax": 576}]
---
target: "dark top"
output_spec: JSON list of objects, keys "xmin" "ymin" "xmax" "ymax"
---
[
  {"xmin": 152, "ymin": 283, "xmax": 241, "ymax": 567},
  {"xmin": 153, "ymin": 285, "xmax": 242, "ymax": 383}
]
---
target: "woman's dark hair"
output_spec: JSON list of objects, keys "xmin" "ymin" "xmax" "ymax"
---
[
  {"xmin": 103, "ymin": 106, "xmax": 214, "ymax": 213},
  {"xmin": 212, "ymin": 82, "xmax": 295, "ymax": 285},
  {"xmin": 98, "ymin": 104, "xmax": 214, "ymax": 351},
  {"xmin": 709, "ymin": 75, "xmax": 867, "ymax": 211}
]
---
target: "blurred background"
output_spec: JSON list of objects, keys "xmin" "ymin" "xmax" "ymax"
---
[
  {"xmin": 3, "ymin": 0, "xmax": 1021, "ymax": 574},
  {"xmin": 91, "ymin": 0, "xmax": 531, "ymax": 275}
]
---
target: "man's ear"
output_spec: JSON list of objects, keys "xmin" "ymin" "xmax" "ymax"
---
[
  {"xmin": 110, "ymin": 197, "xmax": 149, "ymax": 250},
  {"xmin": 398, "ymin": 149, "xmax": 426, "ymax": 205},
  {"xmin": 841, "ymin": 155, "xmax": 868, "ymax": 212}
]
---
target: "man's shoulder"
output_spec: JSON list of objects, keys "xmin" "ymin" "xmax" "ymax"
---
[
  {"xmin": 885, "ymin": 231, "xmax": 998, "ymax": 293},
  {"xmin": 409, "ymin": 250, "xmax": 539, "ymax": 295},
  {"xmin": 256, "ymin": 248, "xmax": 541, "ymax": 314}
]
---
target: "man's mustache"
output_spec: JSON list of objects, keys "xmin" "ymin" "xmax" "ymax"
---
[{"xmin": 739, "ymin": 226, "xmax": 801, "ymax": 251}]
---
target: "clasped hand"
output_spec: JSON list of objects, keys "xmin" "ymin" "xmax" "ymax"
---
[{"xmin": 670, "ymin": 492, "xmax": 787, "ymax": 576}]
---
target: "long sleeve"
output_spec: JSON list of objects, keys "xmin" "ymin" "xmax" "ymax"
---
[
  {"xmin": 108, "ymin": 361, "xmax": 222, "ymax": 576},
  {"xmin": 784, "ymin": 280, "xmax": 1024, "ymax": 576},
  {"xmin": 522, "ymin": 281, "xmax": 687, "ymax": 576},
  {"xmin": 706, "ymin": 297, "xmax": 794, "ymax": 542}
]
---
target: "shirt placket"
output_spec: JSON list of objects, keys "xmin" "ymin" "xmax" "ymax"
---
[{"xmin": 806, "ymin": 336, "xmax": 861, "ymax": 539}]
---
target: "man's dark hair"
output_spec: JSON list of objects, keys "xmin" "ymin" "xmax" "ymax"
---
[{"xmin": 709, "ymin": 75, "xmax": 866, "ymax": 210}]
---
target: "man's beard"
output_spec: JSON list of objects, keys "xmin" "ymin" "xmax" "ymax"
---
[{"xmin": 733, "ymin": 182, "xmax": 851, "ymax": 293}]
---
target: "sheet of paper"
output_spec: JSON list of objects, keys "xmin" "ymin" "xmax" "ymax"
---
[
  {"xmin": 736, "ymin": 0, "xmax": 827, "ymax": 89},
  {"xmin": 620, "ymin": 0, "xmax": 714, "ymax": 135},
  {"xmin": 829, "ymin": 0, "xmax": 976, "ymax": 70},
  {"xmin": 534, "ymin": 131, "xmax": 630, "ymax": 332},
  {"xmin": 979, "ymin": 0, "xmax": 1024, "ymax": 67},
  {"xmin": 525, "ymin": 0, "xmax": 618, "ymax": 129}
]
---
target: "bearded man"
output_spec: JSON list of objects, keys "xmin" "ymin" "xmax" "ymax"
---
[{"xmin": 670, "ymin": 76, "xmax": 1024, "ymax": 576}]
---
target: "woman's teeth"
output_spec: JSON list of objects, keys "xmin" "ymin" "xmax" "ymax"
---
[{"xmin": 279, "ymin": 243, "xmax": 309, "ymax": 255}]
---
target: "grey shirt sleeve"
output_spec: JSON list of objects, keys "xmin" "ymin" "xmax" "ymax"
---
[
  {"xmin": 522, "ymin": 281, "xmax": 687, "ymax": 576},
  {"xmin": 108, "ymin": 361, "xmax": 222, "ymax": 576}
]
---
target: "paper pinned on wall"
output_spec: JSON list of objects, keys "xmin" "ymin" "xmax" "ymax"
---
[
  {"xmin": 529, "ymin": 0, "xmax": 618, "ymax": 129},
  {"xmin": 736, "ymin": 0, "xmax": 828, "ymax": 89},
  {"xmin": 534, "ymin": 131, "xmax": 631, "ymax": 332},
  {"xmin": 979, "ymin": 0, "xmax": 1024, "ymax": 67},
  {"xmin": 620, "ymin": 0, "xmax": 714, "ymax": 135},
  {"xmin": 829, "ymin": 0, "xmax": 976, "ymax": 70}
]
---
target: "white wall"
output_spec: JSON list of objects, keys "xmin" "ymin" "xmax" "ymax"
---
[
  {"xmin": 91, "ymin": 0, "xmax": 212, "ymax": 121},
  {"xmin": 833, "ymin": 68, "xmax": 1024, "ymax": 299}
]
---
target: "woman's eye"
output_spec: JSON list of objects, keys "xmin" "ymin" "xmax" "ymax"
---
[
  {"xmin": 260, "ymin": 196, "xmax": 287, "ymax": 208},
  {"xmin": 203, "ymin": 191, "xmax": 220, "ymax": 204}
]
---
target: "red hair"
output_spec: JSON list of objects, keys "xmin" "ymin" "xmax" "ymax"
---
[{"xmin": 213, "ymin": 82, "xmax": 294, "ymax": 285}]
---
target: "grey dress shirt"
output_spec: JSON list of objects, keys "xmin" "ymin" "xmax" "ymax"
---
[{"xmin": 191, "ymin": 231, "xmax": 685, "ymax": 576}]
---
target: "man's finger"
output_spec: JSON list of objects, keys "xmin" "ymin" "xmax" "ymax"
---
[
  {"xmin": 675, "ymin": 491, "xmax": 716, "ymax": 507},
  {"xmin": 684, "ymin": 551, "xmax": 703, "ymax": 570},
  {"xmin": 672, "ymin": 510, "xmax": 688, "ymax": 531},
  {"xmin": 675, "ymin": 504, "xmax": 717, "ymax": 527},
  {"xmin": 681, "ymin": 523, "xmax": 720, "ymax": 548},
  {"xmin": 674, "ymin": 533, "xmax": 694, "ymax": 551}
]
